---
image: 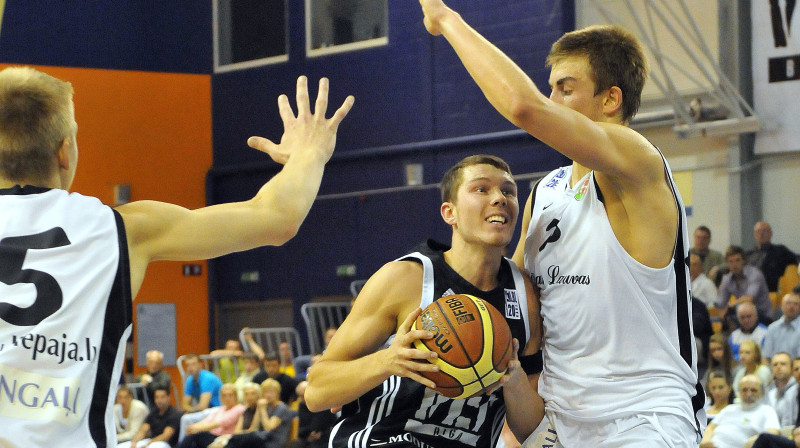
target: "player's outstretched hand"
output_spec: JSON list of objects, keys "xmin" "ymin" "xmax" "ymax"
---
[
  {"xmin": 382, "ymin": 307, "xmax": 439, "ymax": 389},
  {"xmin": 419, "ymin": 0, "xmax": 451, "ymax": 36},
  {"xmin": 247, "ymin": 76, "xmax": 354, "ymax": 165}
]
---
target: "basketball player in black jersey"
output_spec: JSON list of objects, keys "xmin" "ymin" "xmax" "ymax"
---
[{"xmin": 305, "ymin": 155, "xmax": 544, "ymax": 448}]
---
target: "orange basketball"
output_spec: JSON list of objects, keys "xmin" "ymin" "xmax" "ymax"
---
[{"xmin": 411, "ymin": 294, "xmax": 513, "ymax": 399}]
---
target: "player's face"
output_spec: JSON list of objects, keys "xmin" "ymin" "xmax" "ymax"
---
[
  {"xmin": 707, "ymin": 377, "xmax": 731, "ymax": 404},
  {"xmin": 445, "ymin": 164, "xmax": 518, "ymax": 248},
  {"xmin": 548, "ymin": 56, "xmax": 607, "ymax": 122}
]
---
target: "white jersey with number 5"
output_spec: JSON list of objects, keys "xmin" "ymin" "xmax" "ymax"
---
[
  {"xmin": 0, "ymin": 185, "xmax": 132, "ymax": 448},
  {"xmin": 523, "ymin": 160, "xmax": 705, "ymax": 441}
]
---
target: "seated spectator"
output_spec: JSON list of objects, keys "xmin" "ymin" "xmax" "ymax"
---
[
  {"xmin": 134, "ymin": 350, "xmax": 173, "ymax": 411},
  {"xmin": 118, "ymin": 387, "xmax": 183, "ymax": 448},
  {"xmin": 716, "ymin": 245, "xmax": 773, "ymax": 328},
  {"xmin": 705, "ymin": 370, "xmax": 735, "ymax": 424},
  {"xmin": 733, "ymin": 340, "xmax": 772, "ymax": 401},
  {"xmin": 182, "ymin": 354, "xmax": 222, "ymax": 413},
  {"xmin": 226, "ymin": 379, "xmax": 295, "ymax": 448},
  {"xmin": 691, "ymin": 225, "xmax": 725, "ymax": 277},
  {"xmin": 707, "ymin": 333, "xmax": 740, "ymax": 387},
  {"xmin": 211, "ymin": 339, "xmax": 247, "ymax": 384},
  {"xmin": 793, "ymin": 357, "xmax": 800, "ymax": 384},
  {"xmin": 763, "ymin": 291, "xmax": 800, "ymax": 362},
  {"xmin": 765, "ymin": 353, "xmax": 799, "ymax": 427},
  {"xmin": 178, "ymin": 384, "xmax": 245, "ymax": 448},
  {"xmin": 700, "ymin": 374, "xmax": 780, "ymax": 448},
  {"xmin": 691, "ymin": 252, "xmax": 719, "ymax": 309},
  {"xmin": 729, "ymin": 302, "xmax": 768, "ymax": 361},
  {"xmin": 747, "ymin": 221, "xmax": 798, "ymax": 294},
  {"xmin": 253, "ymin": 353, "xmax": 298, "ymax": 405},
  {"xmin": 694, "ymin": 294, "xmax": 714, "ymax": 380},
  {"xmin": 233, "ymin": 354, "xmax": 265, "ymax": 402},
  {"xmin": 115, "ymin": 385, "xmax": 150, "ymax": 443},
  {"xmin": 208, "ymin": 382, "xmax": 262, "ymax": 448},
  {"xmin": 286, "ymin": 381, "xmax": 338, "ymax": 448},
  {"xmin": 278, "ymin": 341, "xmax": 296, "ymax": 378}
]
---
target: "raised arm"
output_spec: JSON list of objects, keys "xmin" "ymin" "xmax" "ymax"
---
[
  {"xmin": 119, "ymin": 76, "xmax": 354, "ymax": 296},
  {"xmin": 418, "ymin": 1, "xmax": 662, "ymax": 182},
  {"xmin": 304, "ymin": 261, "xmax": 438, "ymax": 412}
]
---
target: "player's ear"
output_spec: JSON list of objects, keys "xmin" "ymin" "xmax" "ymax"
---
[
  {"xmin": 441, "ymin": 201, "xmax": 457, "ymax": 226},
  {"xmin": 602, "ymin": 86, "xmax": 623, "ymax": 117},
  {"xmin": 56, "ymin": 137, "xmax": 71, "ymax": 170}
]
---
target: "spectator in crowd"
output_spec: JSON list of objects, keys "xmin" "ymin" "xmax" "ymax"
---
[
  {"xmin": 226, "ymin": 379, "xmax": 295, "ymax": 448},
  {"xmin": 115, "ymin": 385, "xmax": 150, "ymax": 443},
  {"xmin": 716, "ymin": 245, "xmax": 773, "ymax": 328},
  {"xmin": 286, "ymin": 381, "xmax": 337, "ymax": 448},
  {"xmin": 701, "ymin": 374, "xmax": 780, "ymax": 448},
  {"xmin": 253, "ymin": 353, "xmax": 298, "ymax": 405},
  {"xmin": 134, "ymin": 350, "xmax": 173, "ymax": 411},
  {"xmin": 692, "ymin": 252, "xmax": 719, "ymax": 309},
  {"xmin": 729, "ymin": 302, "xmax": 769, "ymax": 361},
  {"xmin": 733, "ymin": 340, "xmax": 772, "ymax": 401},
  {"xmin": 178, "ymin": 385, "xmax": 245, "ymax": 448},
  {"xmin": 211, "ymin": 339, "xmax": 247, "ymax": 384},
  {"xmin": 765, "ymin": 352, "xmax": 799, "ymax": 428},
  {"xmin": 705, "ymin": 370, "xmax": 735, "ymax": 424},
  {"xmin": 793, "ymin": 357, "xmax": 800, "ymax": 384},
  {"xmin": 747, "ymin": 222, "xmax": 798, "ymax": 293},
  {"xmin": 278, "ymin": 341, "xmax": 296, "ymax": 378},
  {"xmin": 232, "ymin": 353, "xmax": 265, "ymax": 402},
  {"xmin": 181, "ymin": 354, "xmax": 223, "ymax": 413},
  {"xmin": 694, "ymin": 294, "xmax": 714, "ymax": 380},
  {"xmin": 691, "ymin": 225, "xmax": 725, "ymax": 276},
  {"xmin": 763, "ymin": 291, "xmax": 800, "ymax": 361},
  {"xmin": 208, "ymin": 382, "xmax": 262, "ymax": 448},
  {"xmin": 117, "ymin": 387, "xmax": 183, "ymax": 448},
  {"xmin": 707, "ymin": 332, "xmax": 740, "ymax": 388}
]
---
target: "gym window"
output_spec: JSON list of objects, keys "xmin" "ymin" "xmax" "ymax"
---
[
  {"xmin": 214, "ymin": 0, "xmax": 288, "ymax": 72},
  {"xmin": 306, "ymin": 0, "xmax": 388, "ymax": 57}
]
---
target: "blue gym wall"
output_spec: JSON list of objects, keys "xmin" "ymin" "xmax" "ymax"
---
[
  {"xmin": 209, "ymin": 0, "xmax": 574, "ymax": 307},
  {"xmin": 0, "ymin": 1, "xmax": 574, "ymax": 338}
]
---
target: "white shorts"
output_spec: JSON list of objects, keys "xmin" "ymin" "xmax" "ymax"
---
[{"xmin": 522, "ymin": 411, "xmax": 700, "ymax": 448}]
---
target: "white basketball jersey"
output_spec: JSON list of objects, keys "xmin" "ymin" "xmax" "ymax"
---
[
  {"xmin": 0, "ymin": 185, "xmax": 132, "ymax": 447},
  {"xmin": 523, "ymin": 162, "xmax": 704, "ymax": 435}
]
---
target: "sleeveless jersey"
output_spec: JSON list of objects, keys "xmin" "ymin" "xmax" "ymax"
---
[
  {"xmin": 523, "ymin": 158, "xmax": 705, "ymax": 437},
  {"xmin": 0, "ymin": 185, "xmax": 133, "ymax": 448},
  {"xmin": 329, "ymin": 240, "xmax": 530, "ymax": 448}
]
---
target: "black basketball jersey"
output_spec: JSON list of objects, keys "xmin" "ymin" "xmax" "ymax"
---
[{"xmin": 329, "ymin": 240, "xmax": 530, "ymax": 448}]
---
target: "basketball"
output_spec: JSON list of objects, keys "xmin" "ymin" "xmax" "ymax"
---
[{"xmin": 411, "ymin": 294, "xmax": 513, "ymax": 399}]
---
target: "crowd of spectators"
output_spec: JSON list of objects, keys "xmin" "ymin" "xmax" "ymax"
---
[
  {"xmin": 692, "ymin": 222, "xmax": 800, "ymax": 447},
  {"xmin": 114, "ymin": 327, "xmax": 339, "ymax": 448}
]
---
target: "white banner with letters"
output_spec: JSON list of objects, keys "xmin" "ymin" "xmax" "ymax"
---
[{"xmin": 752, "ymin": 0, "xmax": 800, "ymax": 154}]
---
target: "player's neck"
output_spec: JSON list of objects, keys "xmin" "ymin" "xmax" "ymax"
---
[
  {"xmin": 570, "ymin": 162, "xmax": 591, "ymax": 188},
  {"xmin": 0, "ymin": 172, "xmax": 62, "ymax": 190},
  {"xmin": 444, "ymin": 243, "xmax": 502, "ymax": 291}
]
